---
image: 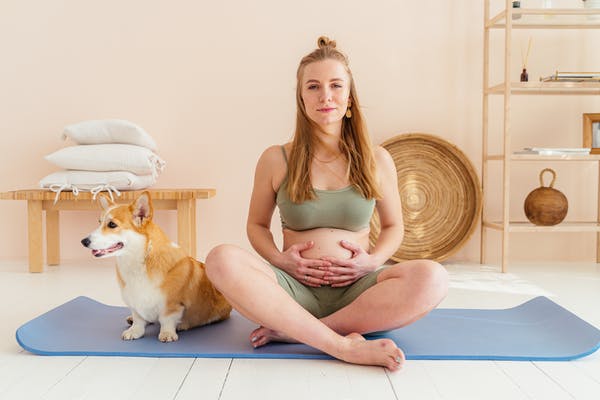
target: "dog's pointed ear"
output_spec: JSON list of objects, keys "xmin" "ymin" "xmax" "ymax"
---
[
  {"xmin": 132, "ymin": 191, "xmax": 153, "ymax": 227},
  {"xmin": 97, "ymin": 194, "xmax": 114, "ymax": 211}
]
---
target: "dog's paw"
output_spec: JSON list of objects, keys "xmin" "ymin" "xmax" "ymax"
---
[
  {"xmin": 158, "ymin": 331, "xmax": 179, "ymax": 342},
  {"xmin": 121, "ymin": 327, "xmax": 144, "ymax": 340}
]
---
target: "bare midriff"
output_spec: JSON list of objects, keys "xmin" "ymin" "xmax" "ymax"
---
[{"xmin": 283, "ymin": 227, "xmax": 371, "ymax": 260}]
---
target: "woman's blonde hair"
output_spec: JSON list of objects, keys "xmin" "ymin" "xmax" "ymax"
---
[{"xmin": 287, "ymin": 36, "xmax": 381, "ymax": 203}]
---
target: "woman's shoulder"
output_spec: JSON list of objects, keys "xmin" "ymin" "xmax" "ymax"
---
[
  {"xmin": 256, "ymin": 143, "xmax": 290, "ymax": 192},
  {"xmin": 373, "ymin": 145, "xmax": 394, "ymax": 165},
  {"xmin": 259, "ymin": 143, "xmax": 291, "ymax": 165},
  {"xmin": 372, "ymin": 145, "xmax": 397, "ymax": 184}
]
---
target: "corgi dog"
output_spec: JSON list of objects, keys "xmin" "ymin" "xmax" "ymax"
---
[{"xmin": 81, "ymin": 191, "xmax": 231, "ymax": 342}]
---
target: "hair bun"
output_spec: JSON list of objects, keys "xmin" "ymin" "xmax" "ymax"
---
[{"xmin": 317, "ymin": 36, "xmax": 336, "ymax": 49}]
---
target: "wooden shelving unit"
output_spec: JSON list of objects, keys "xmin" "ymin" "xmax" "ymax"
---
[{"xmin": 481, "ymin": 1, "xmax": 600, "ymax": 272}]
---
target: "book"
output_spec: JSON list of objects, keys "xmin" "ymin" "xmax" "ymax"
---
[
  {"xmin": 524, "ymin": 147, "xmax": 590, "ymax": 153},
  {"xmin": 540, "ymin": 72, "xmax": 600, "ymax": 82},
  {"xmin": 514, "ymin": 147, "xmax": 590, "ymax": 156}
]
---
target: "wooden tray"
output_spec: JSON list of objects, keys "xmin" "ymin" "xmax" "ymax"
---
[{"xmin": 370, "ymin": 133, "xmax": 481, "ymax": 262}]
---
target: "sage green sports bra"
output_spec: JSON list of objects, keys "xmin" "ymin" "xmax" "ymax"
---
[{"xmin": 276, "ymin": 146, "xmax": 376, "ymax": 232}]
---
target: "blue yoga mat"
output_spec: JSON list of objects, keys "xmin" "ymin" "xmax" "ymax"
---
[{"xmin": 16, "ymin": 296, "xmax": 600, "ymax": 361}]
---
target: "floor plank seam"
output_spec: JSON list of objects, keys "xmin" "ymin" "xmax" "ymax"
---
[
  {"xmin": 572, "ymin": 360, "xmax": 600, "ymax": 385},
  {"xmin": 494, "ymin": 361, "xmax": 534, "ymax": 400},
  {"xmin": 173, "ymin": 357, "xmax": 197, "ymax": 400},
  {"xmin": 42, "ymin": 356, "xmax": 88, "ymax": 398},
  {"xmin": 217, "ymin": 358, "xmax": 234, "ymax": 400},
  {"xmin": 532, "ymin": 362, "xmax": 576, "ymax": 399},
  {"xmin": 420, "ymin": 361, "xmax": 444, "ymax": 398},
  {"xmin": 384, "ymin": 368, "xmax": 399, "ymax": 400}
]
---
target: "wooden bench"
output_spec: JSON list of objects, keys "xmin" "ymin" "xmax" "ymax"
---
[{"xmin": 0, "ymin": 189, "xmax": 216, "ymax": 273}]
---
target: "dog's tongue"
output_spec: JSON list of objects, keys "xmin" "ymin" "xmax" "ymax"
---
[
  {"xmin": 92, "ymin": 242, "xmax": 123, "ymax": 257},
  {"xmin": 92, "ymin": 249, "xmax": 107, "ymax": 257}
]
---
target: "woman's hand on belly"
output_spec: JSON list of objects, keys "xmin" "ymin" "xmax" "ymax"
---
[
  {"xmin": 282, "ymin": 227, "xmax": 372, "ymax": 287},
  {"xmin": 320, "ymin": 240, "xmax": 377, "ymax": 288},
  {"xmin": 277, "ymin": 241, "xmax": 332, "ymax": 287}
]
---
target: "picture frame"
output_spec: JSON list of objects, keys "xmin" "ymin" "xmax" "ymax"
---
[{"xmin": 583, "ymin": 113, "xmax": 600, "ymax": 155}]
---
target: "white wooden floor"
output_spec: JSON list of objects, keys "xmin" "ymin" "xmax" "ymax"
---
[{"xmin": 0, "ymin": 259, "xmax": 599, "ymax": 400}]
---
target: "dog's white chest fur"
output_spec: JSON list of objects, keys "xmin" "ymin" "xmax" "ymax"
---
[{"xmin": 118, "ymin": 255, "xmax": 165, "ymax": 323}]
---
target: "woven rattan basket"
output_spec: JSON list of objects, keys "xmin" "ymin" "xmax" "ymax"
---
[{"xmin": 370, "ymin": 133, "xmax": 481, "ymax": 262}]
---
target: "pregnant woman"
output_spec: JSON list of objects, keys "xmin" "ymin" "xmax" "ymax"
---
[{"xmin": 205, "ymin": 36, "xmax": 448, "ymax": 371}]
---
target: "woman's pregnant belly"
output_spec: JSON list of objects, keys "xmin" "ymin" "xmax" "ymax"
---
[{"xmin": 283, "ymin": 227, "xmax": 370, "ymax": 260}]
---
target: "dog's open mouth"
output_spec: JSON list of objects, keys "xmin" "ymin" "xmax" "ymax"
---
[{"xmin": 92, "ymin": 242, "xmax": 124, "ymax": 257}]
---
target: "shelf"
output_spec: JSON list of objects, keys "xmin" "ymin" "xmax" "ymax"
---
[
  {"xmin": 486, "ymin": 154, "xmax": 600, "ymax": 161},
  {"xmin": 487, "ymin": 8, "xmax": 600, "ymax": 29},
  {"xmin": 487, "ymin": 82, "xmax": 600, "ymax": 95},
  {"xmin": 481, "ymin": 2, "xmax": 600, "ymax": 271},
  {"xmin": 484, "ymin": 221, "xmax": 600, "ymax": 233}
]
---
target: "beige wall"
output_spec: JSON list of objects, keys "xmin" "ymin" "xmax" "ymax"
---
[{"xmin": 0, "ymin": 0, "xmax": 598, "ymax": 266}]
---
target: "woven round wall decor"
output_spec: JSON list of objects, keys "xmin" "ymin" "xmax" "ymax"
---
[{"xmin": 370, "ymin": 133, "xmax": 481, "ymax": 262}]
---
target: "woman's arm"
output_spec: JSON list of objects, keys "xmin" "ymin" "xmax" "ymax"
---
[
  {"xmin": 368, "ymin": 146, "xmax": 404, "ymax": 266},
  {"xmin": 246, "ymin": 146, "xmax": 285, "ymax": 265}
]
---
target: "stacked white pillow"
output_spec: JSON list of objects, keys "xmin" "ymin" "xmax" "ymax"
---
[{"xmin": 40, "ymin": 120, "xmax": 165, "ymax": 198}]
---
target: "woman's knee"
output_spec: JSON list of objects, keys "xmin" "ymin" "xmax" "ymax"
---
[
  {"xmin": 399, "ymin": 260, "xmax": 448, "ymax": 310},
  {"xmin": 384, "ymin": 259, "xmax": 449, "ymax": 296},
  {"xmin": 204, "ymin": 244, "xmax": 242, "ymax": 282},
  {"xmin": 419, "ymin": 260, "xmax": 449, "ymax": 297}
]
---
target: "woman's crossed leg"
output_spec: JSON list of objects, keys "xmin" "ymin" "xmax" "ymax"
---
[{"xmin": 205, "ymin": 244, "xmax": 405, "ymax": 371}]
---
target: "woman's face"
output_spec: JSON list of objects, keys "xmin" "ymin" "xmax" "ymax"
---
[{"xmin": 300, "ymin": 59, "xmax": 351, "ymax": 133}]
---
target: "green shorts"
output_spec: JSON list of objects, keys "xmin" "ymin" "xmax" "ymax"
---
[{"xmin": 268, "ymin": 265, "xmax": 387, "ymax": 318}]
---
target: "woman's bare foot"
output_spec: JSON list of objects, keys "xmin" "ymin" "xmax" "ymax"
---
[
  {"xmin": 336, "ymin": 333, "xmax": 405, "ymax": 371},
  {"xmin": 250, "ymin": 326, "xmax": 299, "ymax": 348},
  {"xmin": 250, "ymin": 329, "xmax": 405, "ymax": 371}
]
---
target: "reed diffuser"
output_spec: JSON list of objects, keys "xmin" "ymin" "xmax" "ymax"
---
[{"xmin": 520, "ymin": 37, "xmax": 532, "ymax": 82}]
